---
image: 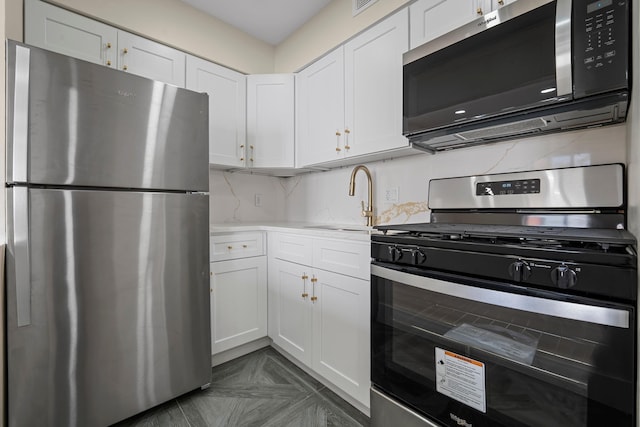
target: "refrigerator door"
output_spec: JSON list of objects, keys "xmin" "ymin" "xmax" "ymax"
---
[
  {"xmin": 6, "ymin": 188, "xmax": 211, "ymax": 427},
  {"xmin": 6, "ymin": 40, "xmax": 208, "ymax": 191}
]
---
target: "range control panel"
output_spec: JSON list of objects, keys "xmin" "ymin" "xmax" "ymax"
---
[
  {"xmin": 476, "ymin": 179, "xmax": 540, "ymax": 196},
  {"xmin": 574, "ymin": 0, "xmax": 629, "ymax": 97}
]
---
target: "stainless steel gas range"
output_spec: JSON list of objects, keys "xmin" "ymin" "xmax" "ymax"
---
[{"xmin": 370, "ymin": 164, "xmax": 637, "ymax": 427}]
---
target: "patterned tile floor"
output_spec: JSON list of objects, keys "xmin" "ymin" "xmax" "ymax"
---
[{"xmin": 113, "ymin": 346, "xmax": 370, "ymax": 426}]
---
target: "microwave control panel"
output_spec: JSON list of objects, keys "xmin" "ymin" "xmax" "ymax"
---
[{"xmin": 573, "ymin": 0, "xmax": 628, "ymax": 97}]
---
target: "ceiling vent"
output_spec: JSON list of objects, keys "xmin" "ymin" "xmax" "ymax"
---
[{"xmin": 353, "ymin": 0, "xmax": 378, "ymax": 16}]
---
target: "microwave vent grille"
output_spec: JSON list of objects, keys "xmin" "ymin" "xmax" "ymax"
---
[
  {"xmin": 352, "ymin": 0, "xmax": 378, "ymax": 16},
  {"xmin": 455, "ymin": 117, "xmax": 548, "ymax": 141}
]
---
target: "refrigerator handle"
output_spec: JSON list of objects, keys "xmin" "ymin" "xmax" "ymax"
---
[
  {"xmin": 13, "ymin": 187, "xmax": 31, "ymax": 326},
  {"xmin": 11, "ymin": 44, "xmax": 30, "ymax": 183}
]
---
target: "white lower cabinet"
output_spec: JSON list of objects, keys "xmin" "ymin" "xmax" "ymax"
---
[
  {"xmin": 210, "ymin": 233, "xmax": 267, "ymax": 355},
  {"xmin": 268, "ymin": 232, "xmax": 370, "ymax": 407}
]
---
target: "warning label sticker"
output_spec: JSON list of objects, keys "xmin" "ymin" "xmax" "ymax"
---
[{"xmin": 435, "ymin": 347, "xmax": 486, "ymax": 413}]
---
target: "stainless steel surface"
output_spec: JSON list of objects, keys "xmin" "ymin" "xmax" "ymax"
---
[
  {"xmin": 403, "ymin": 0, "xmax": 553, "ymax": 65},
  {"xmin": 8, "ymin": 44, "xmax": 30, "ymax": 184},
  {"xmin": 6, "ymin": 40, "xmax": 211, "ymax": 427},
  {"xmin": 371, "ymin": 387, "xmax": 442, "ymax": 427},
  {"xmin": 371, "ymin": 264, "xmax": 630, "ymax": 328},
  {"xmin": 555, "ymin": 0, "xmax": 573, "ymax": 96},
  {"xmin": 8, "ymin": 188, "xmax": 31, "ymax": 326},
  {"xmin": 429, "ymin": 212, "xmax": 626, "ymax": 229},
  {"xmin": 6, "ymin": 189, "xmax": 211, "ymax": 426},
  {"xmin": 428, "ymin": 164, "xmax": 623, "ymax": 210},
  {"xmin": 6, "ymin": 40, "xmax": 208, "ymax": 191}
]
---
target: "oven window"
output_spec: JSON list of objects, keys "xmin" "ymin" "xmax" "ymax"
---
[
  {"xmin": 371, "ymin": 268, "xmax": 635, "ymax": 427},
  {"xmin": 403, "ymin": 2, "xmax": 557, "ymax": 134}
]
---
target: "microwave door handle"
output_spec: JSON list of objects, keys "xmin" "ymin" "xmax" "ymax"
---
[
  {"xmin": 555, "ymin": 0, "xmax": 573, "ymax": 96},
  {"xmin": 372, "ymin": 265, "xmax": 630, "ymax": 329}
]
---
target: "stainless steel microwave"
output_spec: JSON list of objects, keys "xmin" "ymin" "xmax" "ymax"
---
[{"xmin": 403, "ymin": 0, "xmax": 630, "ymax": 153}]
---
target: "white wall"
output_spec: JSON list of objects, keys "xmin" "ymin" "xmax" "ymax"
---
[
  {"xmin": 283, "ymin": 126, "xmax": 627, "ymax": 226},
  {"xmin": 625, "ymin": 2, "xmax": 640, "ymax": 425}
]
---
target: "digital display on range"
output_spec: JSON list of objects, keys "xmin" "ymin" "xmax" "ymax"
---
[{"xmin": 476, "ymin": 179, "xmax": 540, "ymax": 196}]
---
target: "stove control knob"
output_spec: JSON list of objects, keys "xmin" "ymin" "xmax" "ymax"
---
[
  {"xmin": 508, "ymin": 260, "xmax": 531, "ymax": 282},
  {"xmin": 411, "ymin": 249, "xmax": 427, "ymax": 265},
  {"xmin": 388, "ymin": 246, "xmax": 402, "ymax": 262},
  {"xmin": 551, "ymin": 265, "xmax": 577, "ymax": 289}
]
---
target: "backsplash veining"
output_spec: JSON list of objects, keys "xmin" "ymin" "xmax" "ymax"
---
[{"xmin": 210, "ymin": 125, "xmax": 627, "ymax": 226}]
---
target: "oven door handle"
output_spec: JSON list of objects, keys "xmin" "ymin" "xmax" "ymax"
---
[{"xmin": 372, "ymin": 265, "xmax": 630, "ymax": 329}]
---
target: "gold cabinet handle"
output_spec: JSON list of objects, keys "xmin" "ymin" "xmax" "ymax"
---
[
  {"xmin": 242, "ymin": 244, "xmax": 248, "ymax": 248},
  {"xmin": 249, "ymin": 145, "xmax": 254, "ymax": 163},
  {"xmin": 123, "ymin": 48, "xmax": 129, "ymax": 54},
  {"xmin": 123, "ymin": 65, "xmax": 128, "ymax": 71},
  {"xmin": 301, "ymin": 292, "xmax": 309, "ymax": 298},
  {"xmin": 106, "ymin": 60, "xmax": 112, "ymax": 66},
  {"xmin": 227, "ymin": 245, "xmax": 233, "ymax": 250},
  {"xmin": 310, "ymin": 278, "xmax": 317, "ymax": 283},
  {"xmin": 335, "ymin": 131, "xmax": 342, "ymax": 152},
  {"xmin": 311, "ymin": 296, "xmax": 318, "ymax": 302},
  {"xmin": 477, "ymin": 7, "xmax": 483, "ymax": 15},
  {"xmin": 301, "ymin": 275, "xmax": 309, "ymax": 280},
  {"xmin": 106, "ymin": 42, "xmax": 112, "ymax": 49},
  {"xmin": 498, "ymin": 0, "xmax": 504, "ymax": 4},
  {"xmin": 310, "ymin": 276, "xmax": 318, "ymax": 302},
  {"xmin": 344, "ymin": 128, "xmax": 351, "ymax": 150},
  {"xmin": 210, "ymin": 271, "xmax": 213, "ymax": 276}
]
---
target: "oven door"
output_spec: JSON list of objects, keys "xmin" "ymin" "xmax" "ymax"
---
[{"xmin": 371, "ymin": 263, "xmax": 636, "ymax": 427}]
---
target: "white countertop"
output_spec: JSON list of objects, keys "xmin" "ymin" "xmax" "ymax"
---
[{"xmin": 210, "ymin": 222, "xmax": 375, "ymax": 242}]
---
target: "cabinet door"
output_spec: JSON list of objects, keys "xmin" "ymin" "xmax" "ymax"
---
[
  {"xmin": 210, "ymin": 257, "xmax": 267, "ymax": 355},
  {"xmin": 312, "ymin": 269, "xmax": 370, "ymax": 406},
  {"xmin": 117, "ymin": 31, "xmax": 186, "ymax": 86},
  {"xmin": 186, "ymin": 55, "xmax": 247, "ymax": 167},
  {"xmin": 409, "ymin": 0, "xmax": 483, "ymax": 49},
  {"xmin": 268, "ymin": 259, "xmax": 313, "ymax": 365},
  {"xmin": 344, "ymin": 8, "xmax": 409, "ymax": 157},
  {"xmin": 247, "ymin": 74, "xmax": 295, "ymax": 168},
  {"xmin": 296, "ymin": 47, "xmax": 345, "ymax": 167},
  {"xmin": 25, "ymin": 0, "xmax": 117, "ymax": 67}
]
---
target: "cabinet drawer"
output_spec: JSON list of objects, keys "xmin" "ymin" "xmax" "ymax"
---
[
  {"xmin": 211, "ymin": 232, "xmax": 265, "ymax": 261},
  {"xmin": 270, "ymin": 233, "xmax": 313, "ymax": 266},
  {"xmin": 313, "ymin": 238, "xmax": 370, "ymax": 280}
]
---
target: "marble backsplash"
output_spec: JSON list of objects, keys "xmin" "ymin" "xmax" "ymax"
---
[{"xmin": 210, "ymin": 124, "xmax": 627, "ymax": 226}]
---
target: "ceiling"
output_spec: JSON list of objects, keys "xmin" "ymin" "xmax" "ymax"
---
[{"xmin": 180, "ymin": 0, "xmax": 333, "ymax": 45}]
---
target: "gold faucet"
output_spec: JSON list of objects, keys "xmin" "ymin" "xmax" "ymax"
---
[{"xmin": 348, "ymin": 165, "xmax": 374, "ymax": 227}]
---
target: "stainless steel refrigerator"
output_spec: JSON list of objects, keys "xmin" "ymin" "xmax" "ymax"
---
[{"xmin": 5, "ymin": 40, "xmax": 211, "ymax": 426}]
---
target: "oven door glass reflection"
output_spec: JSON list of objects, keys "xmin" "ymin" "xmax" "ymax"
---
[{"xmin": 371, "ymin": 264, "xmax": 636, "ymax": 427}]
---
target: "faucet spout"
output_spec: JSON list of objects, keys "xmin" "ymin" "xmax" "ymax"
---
[{"xmin": 348, "ymin": 165, "xmax": 374, "ymax": 227}]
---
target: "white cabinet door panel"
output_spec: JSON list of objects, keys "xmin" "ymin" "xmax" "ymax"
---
[
  {"xmin": 409, "ymin": 0, "xmax": 482, "ymax": 49},
  {"xmin": 25, "ymin": 0, "xmax": 116, "ymax": 67},
  {"xmin": 268, "ymin": 259, "xmax": 313, "ymax": 365},
  {"xmin": 186, "ymin": 55, "xmax": 246, "ymax": 167},
  {"xmin": 247, "ymin": 74, "xmax": 295, "ymax": 168},
  {"xmin": 313, "ymin": 269, "xmax": 370, "ymax": 406},
  {"xmin": 313, "ymin": 238, "xmax": 370, "ymax": 280},
  {"xmin": 296, "ymin": 47, "xmax": 345, "ymax": 167},
  {"xmin": 117, "ymin": 31, "xmax": 186, "ymax": 86},
  {"xmin": 344, "ymin": 8, "xmax": 408, "ymax": 157},
  {"xmin": 210, "ymin": 257, "xmax": 267, "ymax": 355}
]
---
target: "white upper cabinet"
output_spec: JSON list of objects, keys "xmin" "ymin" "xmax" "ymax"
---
[
  {"xmin": 25, "ymin": 0, "xmax": 185, "ymax": 87},
  {"xmin": 297, "ymin": 8, "xmax": 409, "ymax": 168},
  {"xmin": 343, "ymin": 8, "xmax": 408, "ymax": 158},
  {"xmin": 117, "ymin": 31, "xmax": 185, "ymax": 86},
  {"xmin": 186, "ymin": 55, "xmax": 247, "ymax": 167},
  {"xmin": 296, "ymin": 47, "xmax": 345, "ymax": 166},
  {"xmin": 409, "ymin": 0, "xmax": 517, "ymax": 49},
  {"xmin": 25, "ymin": 0, "xmax": 116, "ymax": 67},
  {"xmin": 247, "ymin": 74, "xmax": 296, "ymax": 169}
]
